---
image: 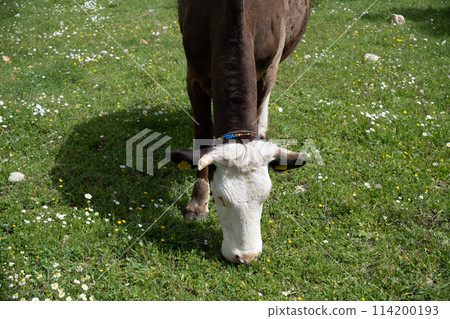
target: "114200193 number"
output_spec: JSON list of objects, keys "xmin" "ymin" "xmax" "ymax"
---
[{"xmin": 373, "ymin": 305, "xmax": 439, "ymax": 316}]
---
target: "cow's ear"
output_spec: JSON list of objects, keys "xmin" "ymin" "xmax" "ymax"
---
[
  {"xmin": 169, "ymin": 148, "xmax": 212, "ymax": 170},
  {"xmin": 269, "ymin": 158, "xmax": 306, "ymax": 172},
  {"xmin": 169, "ymin": 150, "xmax": 197, "ymax": 170}
]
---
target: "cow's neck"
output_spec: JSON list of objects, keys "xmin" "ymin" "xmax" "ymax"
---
[{"xmin": 211, "ymin": 0, "xmax": 258, "ymax": 137}]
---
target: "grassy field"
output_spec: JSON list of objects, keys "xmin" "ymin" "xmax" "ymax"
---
[{"xmin": 0, "ymin": 0, "xmax": 448, "ymax": 301}]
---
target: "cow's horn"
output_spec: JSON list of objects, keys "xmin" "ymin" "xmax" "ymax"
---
[
  {"xmin": 197, "ymin": 152, "xmax": 215, "ymax": 171},
  {"xmin": 274, "ymin": 147, "xmax": 306, "ymax": 160}
]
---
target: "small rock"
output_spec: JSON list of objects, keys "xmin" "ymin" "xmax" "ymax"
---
[
  {"xmin": 139, "ymin": 38, "xmax": 148, "ymax": 45},
  {"xmin": 2, "ymin": 56, "xmax": 12, "ymax": 64},
  {"xmin": 364, "ymin": 53, "xmax": 380, "ymax": 62},
  {"xmin": 143, "ymin": 9, "xmax": 155, "ymax": 17},
  {"xmin": 8, "ymin": 172, "xmax": 25, "ymax": 182},
  {"xmin": 392, "ymin": 14, "xmax": 405, "ymax": 25}
]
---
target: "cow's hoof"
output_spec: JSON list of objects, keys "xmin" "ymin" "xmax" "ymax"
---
[{"xmin": 184, "ymin": 202, "xmax": 209, "ymax": 222}]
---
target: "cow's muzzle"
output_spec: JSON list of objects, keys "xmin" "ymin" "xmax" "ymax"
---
[{"xmin": 234, "ymin": 253, "xmax": 260, "ymax": 265}]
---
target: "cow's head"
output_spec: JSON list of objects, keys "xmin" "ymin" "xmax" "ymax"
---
[{"xmin": 196, "ymin": 140, "xmax": 305, "ymax": 264}]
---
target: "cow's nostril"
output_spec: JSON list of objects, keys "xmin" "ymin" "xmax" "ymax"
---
[
  {"xmin": 235, "ymin": 256, "xmax": 248, "ymax": 265},
  {"xmin": 217, "ymin": 197, "xmax": 226, "ymax": 206}
]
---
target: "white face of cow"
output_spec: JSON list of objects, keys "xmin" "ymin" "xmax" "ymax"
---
[{"xmin": 198, "ymin": 140, "xmax": 301, "ymax": 264}]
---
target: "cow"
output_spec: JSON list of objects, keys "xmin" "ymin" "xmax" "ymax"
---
[{"xmin": 172, "ymin": 0, "xmax": 311, "ymax": 264}]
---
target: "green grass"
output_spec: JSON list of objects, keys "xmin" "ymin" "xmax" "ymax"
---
[{"xmin": 0, "ymin": 0, "xmax": 448, "ymax": 301}]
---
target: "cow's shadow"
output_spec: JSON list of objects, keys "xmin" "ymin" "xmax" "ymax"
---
[{"xmin": 51, "ymin": 106, "xmax": 224, "ymax": 262}]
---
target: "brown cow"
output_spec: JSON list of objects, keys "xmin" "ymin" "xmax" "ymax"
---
[{"xmin": 173, "ymin": 0, "xmax": 310, "ymax": 264}]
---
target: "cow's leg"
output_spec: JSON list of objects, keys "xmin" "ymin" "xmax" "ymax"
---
[
  {"xmin": 256, "ymin": 64, "xmax": 279, "ymax": 139},
  {"xmin": 185, "ymin": 72, "xmax": 213, "ymax": 222}
]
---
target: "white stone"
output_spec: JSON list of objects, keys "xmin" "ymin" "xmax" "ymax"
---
[
  {"xmin": 392, "ymin": 14, "xmax": 405, "ymax": 25},
  {"xmin": 8, "ymin": 172, "xmax": 25, "ymax": 182},
  {"xmin": 364, "ymin": 53, "xmax": 381, "ymax": 62}
]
